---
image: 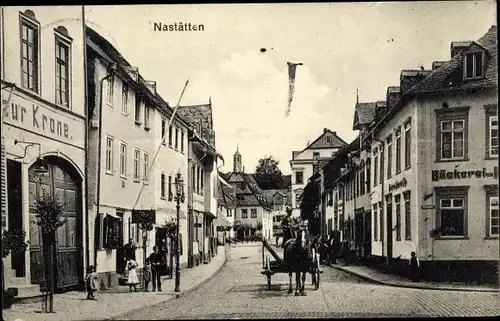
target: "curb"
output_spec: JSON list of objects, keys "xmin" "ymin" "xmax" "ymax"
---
[
  {"xmin": 107, "ymin": 247, "xmax": 227, "ymax": 320},
  {"xmin": 329, "ymin": 264, "xmax": 499, "ymax": 293}
]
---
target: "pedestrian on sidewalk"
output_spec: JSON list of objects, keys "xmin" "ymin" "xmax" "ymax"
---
[
  {"xmin": 143, "ymin": 259, "xmax": 152, "ymax": 292},
  {"xmin": 349, "ymin": 239, "xmax": 356, "ymax": 265},
  {"xmin": 126, "ymin": 258, "xmax": 140, "ymax": 292},
  {"xmin": 85, "ymin": 265, "xmax": 99, "ymax": 300},
  {"xmin": 342, "ymin": 239, "xmax": 350, "ymax": 266},
  {"xmin": 148, "ymin": 246, "xmax": 164, "ymax": 291},
  {"xmin": 409, "ymin": 251, "xmax": 420, "ymax": 282}
]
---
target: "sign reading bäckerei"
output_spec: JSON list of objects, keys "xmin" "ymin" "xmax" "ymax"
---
[
  {"xmin": 432, "ymin": 166, "xmax": 498, "ymax": 182},
  {"xmin": 2, "ymin": 90, "xmax": 84, "ymax": 149}
]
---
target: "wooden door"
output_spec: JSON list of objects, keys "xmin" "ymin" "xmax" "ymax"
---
[{"xmin": 29, "ymin": 162, "xmax": 82, "ymax": 289}]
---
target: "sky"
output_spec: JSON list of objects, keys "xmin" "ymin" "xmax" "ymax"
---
[{"xmin": 85, "ymin": 1, "xmax": 496, "ymax": 175}]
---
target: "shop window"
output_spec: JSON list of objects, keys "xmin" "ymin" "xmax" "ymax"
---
[
  {"xmin": 485, "ymin": 185, "xmax": 499, "ymax": 238},
  {"xmin": 435, "ymin": 186, "xmax": 468, "ymax": 238},
  {"xmin": 103, "ymin": 215, "xmax": 122, "ymax": 249},
  {"xmin": 436, "ymin": 108, "xmax": 469, "ymax": 162},
  {"xmin": 251, "ymin": 209, "xmax": 257, "ymax": 218},
  {"xmin": 404, "ymin": 191, "xmax": 411, "ymax": 240}
]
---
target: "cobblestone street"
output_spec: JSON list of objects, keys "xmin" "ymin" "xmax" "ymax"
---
[{"xmin": 116, "ymin": 243, "xmax": 500, "ymax": 319}]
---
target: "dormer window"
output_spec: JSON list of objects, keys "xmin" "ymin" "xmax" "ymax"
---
[{"xmin": 464, "ymin": 51, "xmax": 485, "ymax": 80}]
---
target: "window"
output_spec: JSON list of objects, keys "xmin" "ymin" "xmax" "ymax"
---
[
  {"xmin": 55, "ymin": 38, "xmax": 70, "ymax": 107},
  {"xmin": 366, "ymin": 159, "xmax": 371, "ymax": 194},
  {"xmin": 441, "ymin": 120, "xmax": 465, "ymax": 159},
  {"xmin": 295, "ymin": 171, "xmax": 303, "ymax": 184},
  {"xmin": 404, "ymin": 191, "xmax": 411, "ymax": 240},
  {"xmin": 436, "ymin": 108, "xmax": 469, "ymax": 161},
  {"xmin": 20, "ymin": 17, "xmax": 39, "ymax": 93},
  {"xmin": 251, "ymin": 209, "xmax": 257, "ymax": 218},
  {"xmin": 168, "ymin": 175, "xmax": 172, "ymax": 198},
  {"xmin": 395, "ymin": 128, "xmax": 401, "ymax": 173},
  {"xmin": 168, "ymin": 125, "xmax": 173, "ymax": 146},
  {"xmin": 464, "ymin": 51, "xmax": 485, "ymax": 80},
  {"xmin": 373, "ymin": 149, "xmax": 378, "ymax": 187},
  {"xmin": 360, "ymin": 163, "xmax": 365, "ymax": 195},
  {"xmin": 181, "ymin": 131, "xmax": 185, "ymax": 152},
  {"xmin": 200, "ymin": 168, "xmax": 204, "ymax": 195},
  {"xmin": 379, "ymin": 202, "xmax": 384, "ymax": 241},
  {"xmin": 326, "ymin": 136, "xmax": 331, "ymax": 143},
  {"xmin": 241, "ymin": 209, "xmax": 248, "ymax": 219},
  {"xmin": 133, "ymin": 149, "xmax": 141, "ymax": 180},
  {"xmin": 196, "ymin": 166, "xmax": 200, "ymax": 193},
  {"xmin": 373, "ymin": 204, "xmax": 378, "ymax": 241},
  {"xmin": 161, "ymin": 173, "xmax": 166, "ymax": 198},
  {"xmin": 488, "ymin": 115, "xmax": 498, "ymax": 158},
  {"xmin": 395, "ymin": 194, "xmax": 401, "ymax": 241},
  {"xmin": 175, "ymin": 127, "xmax": 179, "ymax": 150},
  {"xmin": 237, "ymin": 195, "xmax": 244, "ymax": 201},
  {"xmin": 313, "ymin": 152, "xmax": 320, "ymax": 160},
  {"xmin": 105, "ymin": 136, "xmax": 114, "ymax": 173},
  {"xmin": 436, "ymin": 187, "xmax": 468, "ymax": 237},
  {"xmin": 106, "ymin": 76, "xmax": 114, "ymax": 105},
  {"xmin": 488, "ymin": 196, "xmax": 499, "ymax": 237},
  {"xmin": 379, "ymin": 145, "xmax": 384, "ymax": 184},
  {"xmin": 121, "ymin": 83, "xmax": 128, "ymax": 115},
  {"xmin": 143, "ymin": 153, "xmax": 149, "ymax": 182},
  {"xmin": 119, "ymin": 142, "xmax": 127, "ymax": 177},
  {"xmin": 161, "ymin": 118, "xmax": 166, "ymax": 145},
  {"xmin": 404, "ymin": 121, "xmax": 411, "ymax": 168},
  {"xmin": 191, "ymin": 165, "xmax": 195, "ymax": 193},
  {"xmin": 135, "ymin": 95, "xmax": 141, "ymax": 124},
  {"xmin": 144, "ymin": 104, "xmax": 150, "ymax": 129},
  {"xmin": 386, "ymin": 136, "xmax": 392, "ymax": 178}
]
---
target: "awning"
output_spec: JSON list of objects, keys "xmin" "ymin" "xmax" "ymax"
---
[
  {"xmin": 203, "ymin": 211, "xmax": 216, "ymax": 219},
  {"xmin": 106, "ymin": 212, "xmax": 120, "ymax": 219},
  {"xmin": 215, "ymin": 213, "xmax": 232, "ymax": 228}
]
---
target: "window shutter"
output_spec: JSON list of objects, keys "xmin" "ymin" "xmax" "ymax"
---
[{"xmin": 94, "ymin": 213, "xmax": 103, "ymax": 250}]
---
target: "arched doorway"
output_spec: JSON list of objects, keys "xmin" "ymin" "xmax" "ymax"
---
[{"xmin": 28, "ymin": 156, "xmax": 83, "ymax": 290}]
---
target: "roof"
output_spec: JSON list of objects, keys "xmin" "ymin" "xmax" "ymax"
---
[
  {"xmin": 292, "ymin": 129, "xmax": 347, "ymax": 160},
  {"xmin": 85, "ymin": 27, "xmax": 188, "ymax": 128},
  {"xmin": 352, "ymin": 102, "xmax": 376, "ymax": 130},
  {"xmin": 409, "ymin": 25, "xmax": 497, "ymax": 94},
  {"xmin": 262, "ymin": 189, "xmax": 291, "ymax": 205},
  {"xmin": 400, "ymin": 69, "xmax": 433, "ymax": 78},
  {"xmin": 226, "ymin": 171, "xmax": 273, "ymax": 210},
  {"xmin": 177, "ymin": 103, "xmax": 215, "ymax": 148}
]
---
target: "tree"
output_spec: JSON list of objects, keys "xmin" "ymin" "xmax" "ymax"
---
[{"xmin": 253, "ymin": 156, "xmax": 288, "ymax": 190}]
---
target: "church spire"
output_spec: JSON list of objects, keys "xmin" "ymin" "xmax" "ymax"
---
[
  {"xmin": 233, "ymin": 144, "xmax": 242, "ymax": 172},
  {"xmin": 356, "ymin": 88, "xmax": 359, "ymax": 104}
]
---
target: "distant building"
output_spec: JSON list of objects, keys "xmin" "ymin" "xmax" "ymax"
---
[
  {"xmin": 226, "ymin": 148, "xmax": 273, "ymax": 240},
  {"xmin": 262, "ymin": 189, "xmax": 292, "ymax": 237},
  {"xmin": 216, "ymin": 175, "xmax": 236, "ymax": 243},
  {"xmin": 290, "ymin": 128, "xmax": 347, "ymax": 218}
]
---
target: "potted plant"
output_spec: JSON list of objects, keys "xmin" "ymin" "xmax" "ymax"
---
[{"xmin": 2, "ymin": 228, "xmax": 29, "ymax": 309}]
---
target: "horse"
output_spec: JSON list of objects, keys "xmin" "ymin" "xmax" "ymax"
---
[{"xmin": 283, "ymin": 227, "xmax": 312, "ymax": 296}]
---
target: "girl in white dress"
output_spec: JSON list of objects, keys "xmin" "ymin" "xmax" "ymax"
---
[{"xmin": 126, "ymin": 259, "xmax": 140, "ymax": 292}]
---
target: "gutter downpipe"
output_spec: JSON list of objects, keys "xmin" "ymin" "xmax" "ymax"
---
[
  {"xmin": 372, "ymin": 135, "xmax": 386, "ymax": 267},
  {"xmin": 94, "ymin": 63, "xmax": 117, "ymax": 268},
  {"xmin": 82, "ymin": 5, "xmax": 90, "ymax": 272}
]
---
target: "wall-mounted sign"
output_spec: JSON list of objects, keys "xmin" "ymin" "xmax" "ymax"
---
[
  {"xmin": 2, "ymin": 91, "xmax": 84, "ymax": 148},
  {"xmin": 162, "ymin": 207, "xmax": 187, "ymax": 219},
  {"xmin": 423, "ymin": 192, "xmax": 433, "ymax": 201},
  {"xmin": 421, "ymin": 205, "xmax": 435, "ymax": 210},
  {"xmin": 432, "ymin": 167, "xmax": 498, "ymax": 182},
  {"xmin": 194, "ymin": 223, "xmax": 203, "ymax": 227},
  {"xmin": 388, "ymin": 178, "xmax": 408, "ymax": 192}
]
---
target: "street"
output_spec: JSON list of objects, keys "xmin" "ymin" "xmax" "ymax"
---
[{"xmin": 115, "ymin": 244, "xmax": 500, "ymax": 319}]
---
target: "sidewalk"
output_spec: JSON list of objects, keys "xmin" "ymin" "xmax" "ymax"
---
[
  {"xmin": 3, "ymin": 246, "xmax": 227, "ymax": 321},
  {"xmin": 327, "ymin": 261, "xmax": 499, "ymax": 293}
]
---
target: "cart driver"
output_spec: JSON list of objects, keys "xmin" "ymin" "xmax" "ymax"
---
[{"xmin": 281, "ymin": 207, "xmax": 294, "ymax": 248}]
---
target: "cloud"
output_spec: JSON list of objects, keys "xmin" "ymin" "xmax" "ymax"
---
[{"xmin": 182, "ymin": 50, "xmax": 331, "ymax": 174}]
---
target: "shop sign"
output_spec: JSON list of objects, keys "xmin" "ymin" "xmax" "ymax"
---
[
  {"xmin": 2, "ymin": 91, "xmax": 84, "ymax": 148},
  {"xmin": 421, "ymin": 204, "xmax": 435, "ymax": 210},
  {"xmin": 431, "ymin": 167, "xmax": 498, "ymax": 182},
  {"xmin": 388, "ymin": 178, "xmax": 408, "ymax": 192},
  {"xmin": 157, "ymin": 207, "xmax": 187, "ymax": 219}
]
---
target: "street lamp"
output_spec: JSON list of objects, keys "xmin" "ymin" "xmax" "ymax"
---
[{"xmin": 174, "ymin": 171, "xmax": 185, "ymax": 292}]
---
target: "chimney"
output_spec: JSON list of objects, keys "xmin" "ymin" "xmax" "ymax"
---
[
  {"xmin": 323, "ymin": 128, "xmax": 328, "ymax": 134},
  {"xmin": 432, "ymin": 61, "xmax": 446, "ymax": 70},
  {"xmin": 450, "ymin": 41, "xmax": 473, "ymax": 59},
  {"xmin": 145, "ymin": 80, "xmax": 157, "ymax": 95},
  {"xmin": 375, "ymin": 101, "xmax": 387, "ymax": 121},
  {"xmin": 400, "ymin": 70, "xmax": 432, "ymax": 94}
]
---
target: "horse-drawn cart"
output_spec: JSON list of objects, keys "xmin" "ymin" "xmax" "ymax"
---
[{"xmin": 260, "ymin": 236, "xmax": 321, "ymax": 292}]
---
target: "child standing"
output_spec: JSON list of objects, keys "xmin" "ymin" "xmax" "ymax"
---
[
  {"xmin": 126, "ymin": 258, "xmax": 140, "ymax": 292},
  {"xmin": 143, "ymin": 259, "xmax": 152, "ymax": 292},
  {"xmin": 85, "ymin": 265, "xmax": 99, "ymax": 300},
  {"xmin": 409, "ymin": 251, "xmax": 420, "ymax": 282}
]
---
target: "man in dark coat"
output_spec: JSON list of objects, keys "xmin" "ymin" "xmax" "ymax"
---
[
  {"xmin": 281, "ymin": 207, "xmax": 294, "ymax": 248},
  {"xmin": 147, "ymin": 246, "xmax": 165, "ymax": 291}
]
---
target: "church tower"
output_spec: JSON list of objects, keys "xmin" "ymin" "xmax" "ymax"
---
[{"xmin": 233, "ymin": 145, "xmax": 242, "ymax": 173}]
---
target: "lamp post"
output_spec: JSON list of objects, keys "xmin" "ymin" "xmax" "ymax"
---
[{"xmin": 174, "ymin": 171, "xmax": 185, "ymax": 292}]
